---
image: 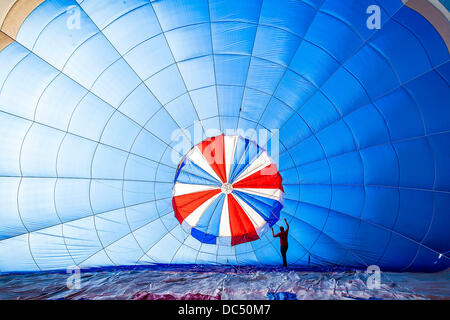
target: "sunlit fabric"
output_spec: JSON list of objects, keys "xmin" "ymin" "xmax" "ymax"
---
[
  {"xmin": 173, "ymin": 134, "xmax": 283, "ymax": 246},
  {"xmin": 0, "ymin": 0, "xmax": 449, "ymax": 273}
]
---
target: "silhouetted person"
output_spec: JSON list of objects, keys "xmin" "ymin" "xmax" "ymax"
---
[{"xmin": 272, "ymin": 218, "xmax": 289, "ymax": 267}]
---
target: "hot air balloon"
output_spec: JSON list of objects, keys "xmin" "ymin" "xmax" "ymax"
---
[
  {"xmin": 0, "ymin": 0, "xmax": 448, "ymax": 274},
  {"xmin": 173, "ymin": 134, "xmax": 283, "ymax": 246}
]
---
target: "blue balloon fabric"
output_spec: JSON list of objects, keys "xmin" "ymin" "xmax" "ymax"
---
[
  {"xmin": 0, "ymin": 0, "xmax": 448, "ymax": 273},
  {"xmin": 267, "ymin": 292, "xmax": 298, "ymax": 300}
]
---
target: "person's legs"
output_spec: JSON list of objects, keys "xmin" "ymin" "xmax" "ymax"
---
[{"xmin": 280, "ymin": 246, "xmax": 288, "ymax": 267}]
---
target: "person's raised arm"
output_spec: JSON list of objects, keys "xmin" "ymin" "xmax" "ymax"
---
[{"xmin": 284, "ymin": 218, "xmax": 289, "ymax": 232}]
